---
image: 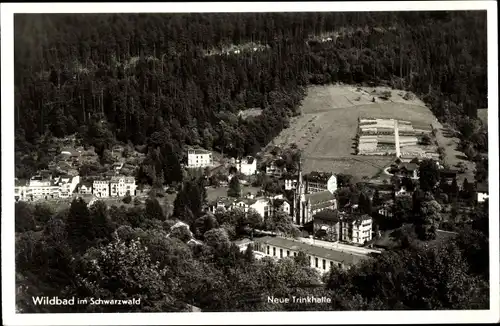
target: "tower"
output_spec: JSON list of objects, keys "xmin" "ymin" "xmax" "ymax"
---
[
  {"xmin": 295, "ymin": 152, "xmax": 305, "ymax": 225},
  {"xmin": 394, "ymin": 119, "xmax": 401, "ymax": 158}
]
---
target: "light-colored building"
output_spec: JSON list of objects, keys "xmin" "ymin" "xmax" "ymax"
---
[
  {"xmin": 23, "ymin": 175, "xmax": 60, "ymax": 201},
  {"xmin": 207, "ymin": 197, "xmax": 235, "ymax": 214},
  {"xmin": 378, "ymin": 201, "xmax": 394, "ymax": 218},
  {"xmin": 233, "ymin": 197, "xmax": 272, "ymax": 219},
  {"xmin": 238, "ymin": 156, "xmax": 257, "ymax": 176},
  {"xmin": 110, "ymin": 176, "xmax": 136, "ymax": 197},
  {"xmin": 265, "ymin": 160, "xmax": 286, "ymax": 177},
  {"xmin": 395, "ymin": 186, "xmax": 412, "ymax": 198},
  {"xmin": 55, "ymin": 175, "xmax": 80, "ymax": 198},
  {"xmin": 253, "ymin": 236, "xmax": 371, "ymax": 274},
  {"xmin": 284, "ymin": 177, "xmax": 298, "ymax": 190},
  {"xmin": 341, "ymin": 214, "xmax": 373, "ymax": 245},
  {"xmin": 187, "ymin": 149, "xmax": 213, "ymax": 168},
  {"xmin": 76, "ymin": 181, "xmax": 93, "ymax": 195},
  {"xmin": 93, "ymin": 180, "xmax": 110, "ymax": 198},
  {"xmin": 304, "ymin": 172, "xmax": 333, "ymax": 193},
  {"xmin": 272, "ymin": 198, "xmax": 291, "ymax": 216}
]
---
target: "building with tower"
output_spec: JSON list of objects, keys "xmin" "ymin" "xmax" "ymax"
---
[{"xmin": 293, "ymin": 156, "xmax": 338, "ymax": 226}]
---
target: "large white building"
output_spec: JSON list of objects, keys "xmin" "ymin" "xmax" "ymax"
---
[
  {"xmin": 340, "ymin": 214, "xmax": 373, "ymax": 245},
  {"xmin": 237, "ymin": 156, "xmax": 257, "ymax": 176},
  {"xmin": 187, "ymin": 149, "xmax": 213, "ymax": 168},
  {"xmin": 14, "ymin": 174, "xmax": 80, "ymax": 201},
  {"xmin": 253, "ymin": 236, "xmax": 371, "ymax": 274},
  {"xmin": 110, "ymin": 176, "xmax": 136, "ymax": 197},
  {"xmin": 233, "ymin": 197, "xmax": 272, "ymax": 218},
  {"xmin": 56, "ymin": 175, "xmax": 81, "ymax": 198}
]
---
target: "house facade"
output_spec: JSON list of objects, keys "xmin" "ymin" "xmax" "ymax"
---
[
  {"xmin": 110, "ymin": 176, "xmax": 136, "ymax": 197},
  {"xmin": 238, "ymin": 156, "xmax": 257, "ymax": 176},
  {"xmin": 234, "ymin": 198, "xmax": 272, "ymax": 218},
  {"xmin": 187, "ymin": 149, "xmax": 213, "ymax": 168},
  {"xmin": 77, "ymin": 182, "xmax": 93, "ymax": 195},
  {"xmin": 15, "ymin": 174, "xmax": 80, "ymax": 201},
  {"xmin": 93, "ymin": 180, "xmax": 110, "ymax": 198},
  {"xmin": 265, "ymin": 161, "xmax": 286, "ymax": 177},
  {"xmin": 304, "ymin": 172, "xmax": 333, "ymax": 193},
  {"xmin": 340, "ymin": 214, "xmax": 373, "ymax": 245}
]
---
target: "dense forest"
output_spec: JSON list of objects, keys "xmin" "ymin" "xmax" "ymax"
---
[
  {"xmin": 14, "ymin": 11, "xmax": 487, "ymax": 183},
  {"xmin": 12, "ymin": 11, "xmax": 491, "ymax": 313}
]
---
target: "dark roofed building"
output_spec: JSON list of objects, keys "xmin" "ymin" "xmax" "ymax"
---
[
  {"xmin": 313, "ymin": 209, "xmax": 341, "ymax": 242},
  {"xmin": 253, "ymin": 236, "xmax": 370, "ymax": 272}
]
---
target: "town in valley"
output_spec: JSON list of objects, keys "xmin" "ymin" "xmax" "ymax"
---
[{"xmin": 12, "ymin": 10, "xmax": 491, "ymax": 313}]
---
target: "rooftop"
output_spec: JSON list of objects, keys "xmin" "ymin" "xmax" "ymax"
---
[
  {"xmin": 305, "ymin": 190, "xmax": 334, "ymax": 204},
  {"xmin": 400, "ymin": 163, "xmax": 418, "ymax": 171},
  {"xmin": 242, "ymin": 156, "xmax": 255, "ymax": 164},
  {"xmin": 304, "ymin": 171, "xmax": 333, "ymax": 183},
  {"xmin": 254, "ymin": 236, "xmax": 370, "ymax": 265},
  {"xmin": 110, "ymin": 176, "xmax": 135, "ymax": 183},
  {"xmin": 313, "ymin": 209, "xmax": 340, "ymax": 223},
  {"xmin": 188, "ymin": 148, "xmax": 211, "ymax": 155}
]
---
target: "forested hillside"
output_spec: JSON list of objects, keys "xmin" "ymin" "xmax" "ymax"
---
[{"xmin": 14, "ymin": 12, "xmax": 487, "ymax": 182}]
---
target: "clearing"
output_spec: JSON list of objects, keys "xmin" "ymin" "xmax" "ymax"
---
[{"xmin": 269, "ymin": 85, "xmax": 438, "ymax": 178}]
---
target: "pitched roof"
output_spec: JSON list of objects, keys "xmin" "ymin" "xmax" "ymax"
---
[
  {"xmin": 188, "ymin": 148, "xmax": 211, "ymax": 155},
  {"xmin": 254, "ymin": 236, "xmax": 370, "ymax": 265},
  {"xmin": 304, "ymin": 171, "xmax": 333, "ymax": 183},
  {"xmin": 110, "ymin": 176, "xmax": 135, "ymax": 183},
  {"xmin": 242, "ymin": 156, "xmax": 255, "ymax": 164},
  {"xmin": 313, "ymin": 209, "xmax": 340, "ymax": 222},
  {"xmin": 400, "ymin": 163, "xmax": 418, "ymax": 171},
  {"xmin": 305, "ymin": 190, "xmax": 334, "ymax": 204}
]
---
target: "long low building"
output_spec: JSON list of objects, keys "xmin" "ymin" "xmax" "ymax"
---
[{"xmin": 253, "ymin": 236, "xmax": 371, "ymax": 274}]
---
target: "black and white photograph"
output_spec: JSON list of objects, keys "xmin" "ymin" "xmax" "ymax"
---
[{"xmin": 1, "ymin": 1, "xmax": 499, "ymax": 325}]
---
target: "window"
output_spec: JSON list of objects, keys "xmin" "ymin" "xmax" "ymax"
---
[
  {"xmin": 338, "ymin": 263, "xmax": 342, "ymax": 268},
  {"xmin": 294, "ymin": 252, "xmax": 297, "ymax": 257},
  {"xmin": 330, "ymin": 261, "xmax": 333, "ymax": 269},
  {"xmin": 267, "ymin": 246, "xmax": 270, "ymax": 255},
  {"xmin": 280, "ymin": 249, "xmax": 283, "ymax": 258},
  {"xmin": 322, "ymin": 259, "xmax": 326, "ymax": 270},
  {"xmin": 287, "ymin": 250, "xmax": 290, "ymax": 256},
  {"xmin": 309, "ymin": 256, "xmax": 311, "ymax": 265},
  {"xmin": 315, "ymin": 258, "xmax": 318, "ymax": 268},
  {"xmin": 273, "ymin": 247, "xmax": 276, "ymax": 256}
]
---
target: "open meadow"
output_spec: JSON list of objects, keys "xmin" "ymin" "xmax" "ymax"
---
[{"xmin": 269, "ymin": 85, "xmax": 443, "ymax": 178}]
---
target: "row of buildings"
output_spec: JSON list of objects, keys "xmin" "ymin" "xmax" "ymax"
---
[
  {"xmin": 207, "ymin": 194, "xmax": 291, "ymax": 218},
  {"xmin": 187, "ymin": 149, "xmax": 258, "ymax": 176},
  {"xmin": 15, "ymin": 173, "xmax": 137, "ymax": 202},
  {"xmin": 357, "ymin": 117, "xmax": 437, "ymax": 157},
  {"xmin": 15, "ymin": 173, "xmax": 81, "ymax": 201},
  {"xmin": 236, "ymin": 236, "xmax": 379, "ymax": 274}
]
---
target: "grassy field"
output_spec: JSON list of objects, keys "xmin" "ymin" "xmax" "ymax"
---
[
  {"xmin": 270, "ymin": 85, "xmax": 437, "ymax": 178},
  {"xmin": 432, "ymin": 124, "xmax": 475, "ymax": 184}
]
